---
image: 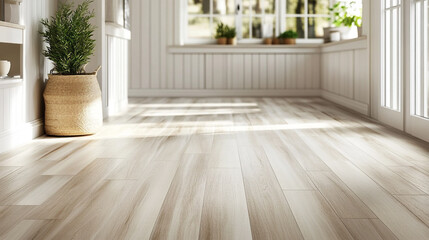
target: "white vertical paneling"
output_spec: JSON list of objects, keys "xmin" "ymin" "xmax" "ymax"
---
[
  {"xmin": 206, "ymin": 54, "xmax": 213, "ymax": 89},
  {"xmin": 259, "ymin": 54, "xmax": 268, "ymax": 89},
  {"xmin": 232, "ymin": 55, "xmax": 244, "ymax": 89},
  {"xmin": 141, "ymin": 0, "xmax": 151, "ymax": 89},
  {"xmin": 3, "ymin": 89, "xmax": 10, "ymax": 130},
  {"xmin": 354, "ymin": 49, "xmax": 370, "ymax": 103},
  {"xmin": 267, "ymin": 55, "xmax": 276, "ymax": 89},
  {"xmin": 150, "ymin": 0, "xmax": 160, "ymax": 89},
  {"xmin": 0, "ymin": 89, "xmax": 4, "ymax": 132},
  {"xmin": 106, "ymin": 35, "xmax": 129, "ymax": 115},
  {"xmin": 286, "ymin": 54, "xmax": 296, "ymax": 89},
  {"xmin": 297, "ymin": 55, "xmax": 306, "ymax": 89},
  {"xmin": 312, "ymin": 54, "xmax": 320, "ymax": 89},
  {"xmin": 244, "ymin": 55, "xmax": 252, "ymax": 89},
  {"xmin": 275, "ymin": 55, "xmax": 285, "ymax": 89},
  {"xmin": 191, "ymin": 55, "xmax": 200, "ymax": 89},
  {"xmin": 130, "ymin": 0, "xmax": 141, "ymax": 89},
  {"xmin": 252, "ymin": 54, "xmax": 260, "ymax": 89},
  {"xmin": 213, "ymin": 55, "xmax": 228, "ymax": 89},
  {"xmin": 198, "ymin": 54, "xmax": 205, "ymax": 89},
  {"xmin": 304, "ymin": 55, "xmax": 313, "ymax": 89},
  {"xmin": 174, "ymin": 54, "xmax": 184, "ymax": 89},
  {"xmin": 183, "ymin": 54, "xmax": 192, "ymax": 89},
  {"xmin": 159, "ymin": 0, "xmax": 167, "ymax": 89}
]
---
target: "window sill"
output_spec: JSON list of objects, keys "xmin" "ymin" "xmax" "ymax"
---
[
  {"xmin": 169, "ymin": 44, "xmax": 322, "ymax": 54},
  {"xmin": 169, "ymin": 36, "xmax": 368, "ymax": 54}
]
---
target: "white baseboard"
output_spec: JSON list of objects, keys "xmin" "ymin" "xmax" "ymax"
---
[
  {"xmin": 129, "ymin": 89, "xmax": 321, "ymax": 97},
  {"xmin": 321, "ymin": 90, "xmax": 370, "ymax": 116},
  {"xmin": 0, "ymin": 119, "xmax": 44, "ymax": 153}
]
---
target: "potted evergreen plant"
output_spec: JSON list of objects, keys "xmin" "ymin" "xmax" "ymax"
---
[
  {"xmin": 215, "ymin": 22, "xmax": 227, "ymax": 45},
  {"xmin": 279, "ymin": 30, "xmax": 298, "ymax": 45},
  {"xmin": 225, "ymin": 25, "xmax": 237, "ymax": 45},
  {"xmin": 40, "ymin": 0, "xmax": 102, "ymax": 136}
]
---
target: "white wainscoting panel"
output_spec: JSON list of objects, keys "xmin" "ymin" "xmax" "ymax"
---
[
  {"xmin": 106, "ymin": 33, "xmax": 130, "ymax": 116},
  {"xmin": 321, "ymin": 38, "xmax": 370, "ymax": 115}
]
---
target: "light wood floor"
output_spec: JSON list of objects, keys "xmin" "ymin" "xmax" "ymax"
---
[{"xmin": 1, "ymin": 98, "xmax": 429, "ymax": 240}]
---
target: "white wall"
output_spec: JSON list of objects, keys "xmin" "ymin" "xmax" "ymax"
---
[{"xmin": 321, "ymin": 38, "xmax": 371, "ymax": 115}]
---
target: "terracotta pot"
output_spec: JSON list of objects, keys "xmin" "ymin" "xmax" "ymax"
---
[
  {"xmin": 43, "ymin": 71, "xmax": 103, "ymax": 136},
  {"xmin": 272, "ymin": 38, "xmax": 281, "ymax": 45},
  {"xmin": 284, "ymin": 38, "xmax": 296, "ymax": 45},
  {"xmin": 217, "ymin": 37, "xmax": 227, "ymax": 45},
  {"xmin": 263, "ymin": 38, "xmax": 272, "ymax": 45},
  {"xmin": 227, "ymin": 37, "xmax": 237, "ymax": 45}
]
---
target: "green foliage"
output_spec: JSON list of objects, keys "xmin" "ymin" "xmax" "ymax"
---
[
  {"xmin": 215, "ymin": 22, "xmax": 227, "ymax": 39},
  {"xmin": 40, "ymin": 0, "xmax": 96, "ymax": 75},
  {"xmin": 329, "ymin": 1, "xmax": 362, "ymax": 27},
  {"xmin": 279, "ymin": 30, "xmax": 298, "ymax": 39},
  {"xmin": 215, "ymin": 22, "xmax": 236, "ymax": 39},
  {"xmin": 225, "ymin": 25, "xmax": 236, "ymax": 38}
]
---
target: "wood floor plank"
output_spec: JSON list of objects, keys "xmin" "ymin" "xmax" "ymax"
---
[
  {"xmin": 0, "ymin": 97, "xmax": 428, "ymax": 239},
  {"xmin": 150, "ymin": 154, "xmax": 209, "ymax": 240},
  {"xmin": 199, "ymin": 169, "xmax": 252, "ymax": 240},
  {"xmin": 390, "ymin": 166, "xmax": 429, "ymax": 194},
  {"xmin": 308, "ymin": 171, "xmax": 376, "ymax": 219},
  {"xmin": 298, "ymin": 131, "xmax": 429, "ymax": 240},
  {"xmin": 27, "ymin": 158, "xmax": 123, "ymax": 220},
  {"xmin": 395, "ymin": 195, "xmax": 429, "ymax": 227},
  {"xmin": 263, "ymin": 142, "xmax": 315, "ymax": 190},
  {"xmin": 1, "ymin": 220, "xmax": 55, "ymax": 240},
  {"xmin": 284, "ymin": 190, "xmax": 354, "ymax": 240},
  {"xmin": 342, "ymin": 219, "xmax": 399, "ymax": 240},
  {"xmin": 209, "ymin": 134, "xmax": 241, "ymax": 169},
  {"xmin": 238, "ymin": 145, "xmax": 304, "ymax": 240}
]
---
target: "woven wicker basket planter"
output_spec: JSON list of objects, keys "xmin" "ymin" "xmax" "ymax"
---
[{"xmin": 43, "ymin": 73, "xmax": 103, "ymax": 136}]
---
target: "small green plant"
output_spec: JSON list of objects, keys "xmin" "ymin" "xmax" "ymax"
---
[
  {"xmin": 215, "ymin": 22, "xmax": 227, "ymax": 39},
  {"xmin": 279, "ymin": 30, "xmax": 298, "ymax": 39},
  {"xmin": 329, "ymin": 1, "xmax": 362, "ymax": 27},
  {"xmin": 225, "ymin": 25, "xmax": 237, "ymax": 39},
  {"xmin": 40, "ymin": 0, "xmax": 96, "ymax": 75}
]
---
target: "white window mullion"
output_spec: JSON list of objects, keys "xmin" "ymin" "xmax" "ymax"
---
[
  {"xmin": 425, "ymin": 0, "xmax": 429, "ymax": 117},
  {"xmin": 304, "ymin": 0, "xmax": 308, "ymax": 39}
]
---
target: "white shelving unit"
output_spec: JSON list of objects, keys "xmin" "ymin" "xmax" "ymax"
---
[{"xmin": 0, "ymin": 20, "xmax": 25, "ymax": 152}]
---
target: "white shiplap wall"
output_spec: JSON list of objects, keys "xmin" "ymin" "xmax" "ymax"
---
[
  {"xmin": 321, "ymin": 38, "xmax": 370, "ymax": 115},
  {"xmin": 106, "ymin": 26, "xmax": 130, "ymax": 116},
  {"xmin": 129, "ymin": 0, "xmax": 370, "ymax": 115}
]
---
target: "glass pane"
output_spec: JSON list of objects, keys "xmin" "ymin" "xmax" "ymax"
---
[
  {"xmin": 243, "ymin": 17, "xmax": 251, "ymax": 38},
  {"xmin": 252, "ymin": 17, "xmax": 263, "ymax": 38},
  {"xmin": 308, "ymin": 0, "xmax": 329, "ymax": 15},
  {"xmin": 308, "ymin": 17, "xmax": 329, "ymax": 38},
  {"xmin": 265, "ymin": 0, "xmax": 275, "ymax": 14},
  {"xmin": 253, "ymin": 0, "xmax": 263, "ymax": 14},
  {"xmin": 188, "ymin": 17, "xmax": 211, "ymax": 38},
  {"xmin": 243, "ymin": 0, "xmax": 253, "ymax": 14},
  {"xmin": 286, "ymin": 17, "xmax": 305, "ymax": 38},
  {"xmin": 188, "ymin": 0, "xmax": 210, "ymax": 14},
  {"xmin": 287, "ymin": 0, "xmax": 305, "ymax": 14},
  {"xmin": 213, "ymin": 16, "xmax": 235, "ymax": 36},
  {"xmin": 213, "ymin": 0, "xmax": 236, "ymax": 14}
]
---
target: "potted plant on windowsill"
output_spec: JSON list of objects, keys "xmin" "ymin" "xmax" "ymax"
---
[
  {"xmin": 40, "ymin": 0, "xmax": 102, "ymax": 136},
  {"xmin": 324, "ymin": 1, "xmax": 362, "ymax": 42},
  {"xmin": 225, "ymin": 25, "xmax": 237, "ymax": 45},
  {"xmin": 215, "ymin": 22, "xmax": 227, "ymax": 45},
  {"xmin": 279, "ymin": 30, "xmax": 298, "ymax": 45}
]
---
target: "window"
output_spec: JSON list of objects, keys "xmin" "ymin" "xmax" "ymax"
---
[
  {"xmin": 382, "ymin": 0, "xmax": 402, "ymax": 111},
  {"xmin": 412, "ymin": 0, "xmax": 429, "ymax": 118},
  {"xmin": 186, "ymin": 0, "xmax": 339, "ymax": 43}
]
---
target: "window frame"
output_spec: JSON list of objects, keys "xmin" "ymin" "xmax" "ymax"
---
[{"xmin": 184, "ymin": 0, "xmax": 336, "ymax": 44}]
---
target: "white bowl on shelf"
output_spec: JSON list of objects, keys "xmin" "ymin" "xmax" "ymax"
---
[{"xmin": 0, "ymin": 60, "xmax": 11, "ymax": 78}]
